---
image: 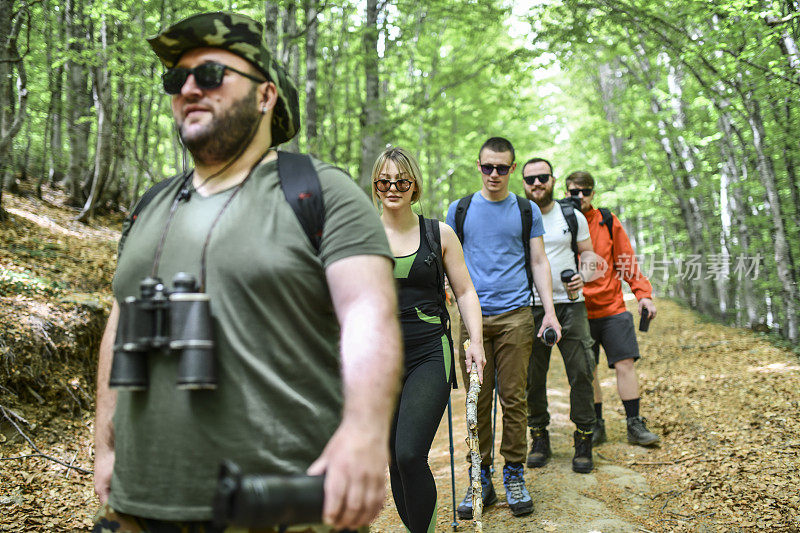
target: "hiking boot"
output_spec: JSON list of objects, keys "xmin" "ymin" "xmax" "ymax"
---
[
  {"xmin": 592, "ymin": 418, "xmax": 607, "ymax": 446},
  {"xmin": 456, "ymin": 465, "xmax": 497, "ymax": 520},
  {"xmin": 572, "ymin": 430, "xmax": 594, "ymax": 473},
  {"xmin": 503, "ymin": 462, "xmax": 533, "ymax": 516},
  {"xmin": 627, "ymin": 416, "xmax": 660, "ymax": 446},
  {"xmin": 526, "ymin": 427, "xmax": 551, "ymax": 468}
]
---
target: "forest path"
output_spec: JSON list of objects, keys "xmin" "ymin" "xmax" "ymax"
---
[
  {"xmin": 371, "ymin": 298, "xmax": 800, "ymax": 532},
  {"xmin": 1, "ymin": 191, "xmax": 798, "ymax": 531},
  {"xmin": 372, "ymin": 299, "xmax": 651, "ymax": 533}
]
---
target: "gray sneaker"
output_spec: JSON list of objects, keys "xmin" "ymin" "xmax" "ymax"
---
[
  {"xmin": 627, "ymin": 416, "xmax": 660, "ymax": 446},
  {"xmin": 592, "ymin": 418, "xmax": 607, "ymax": 446}
]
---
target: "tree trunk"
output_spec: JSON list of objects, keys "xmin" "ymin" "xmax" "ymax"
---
[
  {"xmin": 596, "ymin": 62, "xmax": 625, "ymax": 168},
  {"xmin": 719, "ymin": 108, "xmax": 759, "ymax": 326},
  {"xmin": 632, "ymin": 40, "xmax": 714, "ymax": 312},
  {"xmin": 303, "ymin": 0, "xmax": 319, "ymax": 156},
  {"xmin": 764, "ymin": 7, "xmax": 800, "ymax": 80},
  {"xmin": 742, "ymin": 91, "xmax": 799, "ymax": 339},
  {"xmin": 78, "ymin": 12, "xmax": 114, "ymax": 222},
  {"xmin": 64, "ymin": 0, "xmax": 90, "ymax": 207},
  {"xmin": 48, "ymin": 0, "xmax": 66, "ymax": 186},
  {"xmin": 279, "ymin": 1, "xmax": 299, "ymax": 151},
  {"xmin": 0, "ymin": 0, "xmax": 29, "ymax": 215},
  {"xmin": 359, "ymin": 0, "xmax": 383, "ymax": 189},
  {"xmin": 264, "ymin": 1, "xmax": 279, "ymax": 54}
]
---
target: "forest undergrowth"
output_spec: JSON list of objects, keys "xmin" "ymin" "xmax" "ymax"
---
[{"xmin": 1, "ymin": 188, "xmax": 798, "ymax": 532}]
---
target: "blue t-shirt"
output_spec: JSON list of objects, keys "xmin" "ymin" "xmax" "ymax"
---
[{"xmin": 446, "ymin": 192, "xmax": 545, "ymax": 315}]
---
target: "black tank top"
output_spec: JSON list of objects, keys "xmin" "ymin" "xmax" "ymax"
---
[{"xmin": 394, "ymin": 216, "xmax": 446, "ymax": 345}]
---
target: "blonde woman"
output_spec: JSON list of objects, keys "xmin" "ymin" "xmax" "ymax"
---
[{"xmin": 371, "ymin": 147, "xmax": 485, "ymax": 532}]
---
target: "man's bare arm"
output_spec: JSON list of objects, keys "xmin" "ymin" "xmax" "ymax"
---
[
  {"xmin": 307, "ymin": 254, "xmax": 402, "ymax": 530},
  {"xmin": 530, "ymin": 236, "xmax": 562, "ymax": 340},
  {"xmin": 94, "ymin": 301, "xmax": 119, "ymax": 504}
]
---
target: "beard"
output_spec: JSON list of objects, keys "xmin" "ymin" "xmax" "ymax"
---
[
  {"xmin": 526, "ymin": 186, "xmax": 554, "ymax": 207},
  {"xmin": 179, "ymin": 86, "xmax": 261, "ymax": 165}
]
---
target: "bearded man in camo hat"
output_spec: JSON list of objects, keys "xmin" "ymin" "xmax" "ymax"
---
[{"xmin": 92, "ymin": 11, "xmax": 401, "ymax": 533}]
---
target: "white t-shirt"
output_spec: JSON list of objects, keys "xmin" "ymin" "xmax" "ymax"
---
[{"xmin": 532, "ymin": 202, "xmax": 591, "ymax": 305}]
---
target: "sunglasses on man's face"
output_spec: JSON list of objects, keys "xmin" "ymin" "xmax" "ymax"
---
[
  {"xmin": 569, "ymin": 188, "xmax": 593, "ymax": 197},
  {"xmin": 523, "ymin": 174, "xmax": 551, "ymax": 185},
  {"xmin": 162, "ymin": 61, "xmax": 267, "ymax": 95},
  {"xmin": 480, "ymin": 164, "xmax": 512, "ymax": 176},
  {"xmin": 374, "ymin": 178, "xmax": 413, "ymax": 192}
]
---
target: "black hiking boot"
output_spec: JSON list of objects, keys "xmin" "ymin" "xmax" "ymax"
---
[
  {"xmin": 592, "ymin": 418, "xmax": 607, "ymax": 446},
  {"xmin": 456, "ymin": 465, "xmax": 497, "ymax": 520},
  {"xmin": 627, "ymin": 416, "xmax": 660, "ymax": 446},
  {"xmin": 526, "ymin": 427, "xmax": 551, "ymax": 468},
  {"xmin": 572, "ymin": 429, "xmax": 594, "ymax": 473}
]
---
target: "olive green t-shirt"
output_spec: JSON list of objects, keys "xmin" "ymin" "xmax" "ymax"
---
[{"xmin": 109, "ymin": 157, "xmax": 392, "ymax": 520}]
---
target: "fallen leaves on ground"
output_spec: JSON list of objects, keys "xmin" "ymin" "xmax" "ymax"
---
[{"xmin": 1, "ymin": 188, "xmax": 799, "ymax": 532}]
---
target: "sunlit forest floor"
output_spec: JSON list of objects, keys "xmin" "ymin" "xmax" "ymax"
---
[{"xmin": 1, "ymin": 188, "xmax": 799, "ymax": 532}]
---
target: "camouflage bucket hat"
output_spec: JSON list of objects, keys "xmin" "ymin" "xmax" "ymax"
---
[{"xmin": 147, "ymin": 11, "xmax": 299, "ymax": 146}]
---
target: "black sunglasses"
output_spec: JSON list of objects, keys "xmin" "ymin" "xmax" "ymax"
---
[
  {"xmin": 480, "ymin": 164, "xmax": 512, "ymax": 176},
  {"xmin": 162, "ymin": 62, "xmax": 267, "ymax": 95},
  {"xmin": 375, "ymin": 178, "xmax": 413, "ymax": 192},
  {"xmin": 523, "ymin": 174, "xmax": 551, "ymax": 185},
  {"xmin": 569, "ymin": 188, "xmax": 593, "ymax": 196}
]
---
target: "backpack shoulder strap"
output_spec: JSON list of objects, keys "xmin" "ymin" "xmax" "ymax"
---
[
  {"xmin": 130, "ymin": 171, "xmax": 187, "ymax": 224},
  {"xmin": 422, "ymin": 216, "xmax": 446, "ymax": 316},
  {"xmin": 454, "ymin": 194, "xmax": 473, "ymax": 244},
  {"xmin": 278, "ymin": 151, "xmax": 325, "ymax": 253},
  {"xmin": 557, "ymin": 198, "xmax": 580, "ymax": 271},
  {"xmin": 598, "ymin": 207, "xmax": 615, "ymax": 259},
  {"xmin": 422, "ymin": 216, "xmax": 457, "ymax": 389},
  {"xmin": 515, "ymin": 194, "xmax": 534, "ymax": 293},
  {"xmin": 598, "ymin": 207, "xmax": 614, "ymax": 241},
  {"xmin": 119, "ymin": 170, "xmax": 189, "ymax": 256}
]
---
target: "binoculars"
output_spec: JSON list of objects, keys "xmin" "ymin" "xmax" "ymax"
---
[
  {"xmin": 212, "ymin": 460, "xmax": 324, "ymax": 529},
  {"xmin": 110, "ymin": 272, "xmax": 216, "ymax": 391}
]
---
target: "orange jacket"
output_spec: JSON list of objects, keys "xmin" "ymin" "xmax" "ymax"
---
[{"xmin": 582, "ymin": 206, "xmax": 652, "ymax": 319}]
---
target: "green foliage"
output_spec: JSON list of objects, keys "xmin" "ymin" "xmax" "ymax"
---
[
  {"xmin": 0, "ymin": 267, "xmax": 64, "ymax": 297},
  {"xmin": 3, "ymin": 0, "xmax": 799, "ymax": 338}
]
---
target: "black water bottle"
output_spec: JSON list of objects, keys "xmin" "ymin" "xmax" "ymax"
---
[
  {"xmin": 542, "ymin": 327, "xmax": 557, "ymax": 346},
  {"xmin": 212, "ymin": 460, "xmax": 325, "ymax": 528},
  {"xmin": 639, "ymin": 309, "xmax": 651, "ymax": 332}
]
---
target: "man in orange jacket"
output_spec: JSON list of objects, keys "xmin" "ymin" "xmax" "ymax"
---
[{"xmin": 565, "ymin": 171, "xmax": 659, "ymax": 447}]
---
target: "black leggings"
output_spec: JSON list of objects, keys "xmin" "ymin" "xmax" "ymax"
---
[{"xmin": 389, "ymin": 339, "xmax": 451, "ymax": 533}]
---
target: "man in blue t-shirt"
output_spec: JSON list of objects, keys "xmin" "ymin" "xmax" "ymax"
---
[{"xmin": 447, "ymin": 137, "xmax": 561, "ymax": 519}]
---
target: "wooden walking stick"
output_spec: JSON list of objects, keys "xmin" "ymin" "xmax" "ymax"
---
[{"xmin": 464, "ymin": 340, "xmax": 483, "ymax": 532}]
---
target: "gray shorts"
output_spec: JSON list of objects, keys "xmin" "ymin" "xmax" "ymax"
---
[{"xmin": 589, "ymin": 311, "xmax": 640, "ymax": 368}]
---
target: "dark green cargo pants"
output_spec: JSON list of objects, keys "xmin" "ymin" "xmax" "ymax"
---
[{"xmin": 526, "ymin": 302, "xmax": 596, "ymax": 430}]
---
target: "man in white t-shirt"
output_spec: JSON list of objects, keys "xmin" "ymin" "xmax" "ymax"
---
[{"xmin": 522, "ymin": 157, "xmax": 598, "ymax": 473}]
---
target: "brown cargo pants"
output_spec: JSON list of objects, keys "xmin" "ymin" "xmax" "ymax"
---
[{"xmin": 459, "ymin": 305, "xmax": 535, "ymax": 466}]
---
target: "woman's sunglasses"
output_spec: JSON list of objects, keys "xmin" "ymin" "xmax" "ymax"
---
[
  {"xmin": 480, "ymin": 164, "xmax": 512, "ymax": 176},
  {"xmin": 569, "ymin": 188, "xmax": 593, "ymax": 196},
  {"xmin": 522, "ymin": 174, "xmax": 551, "ymax": 185},
  {"xmin": 162, "ymin": 62, "xmax": 267, "ymax": 95},
  {"xmin": 374, "ymin": 179, "xmax": 413, "ymax": 192}
]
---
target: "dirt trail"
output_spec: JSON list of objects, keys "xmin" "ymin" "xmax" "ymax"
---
[
  {"xmin": 372, "ymin": 298, "xmax": 800, "ymax": 532},
  {"xmin": 372, "ymin": 301, "xmax": 653, "ymax": 533},
  {"xmin": 2, "ymin": 191, "xmax": 799, "ymax": 531}
]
